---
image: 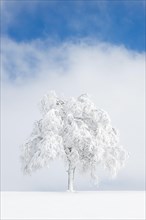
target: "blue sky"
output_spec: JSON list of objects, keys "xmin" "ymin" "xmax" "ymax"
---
[{"xmin": 1, "ymin": 0, "xmax": 145, "ymax": 51}]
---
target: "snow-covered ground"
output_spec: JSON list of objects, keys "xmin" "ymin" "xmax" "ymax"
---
[{"xmin": 1, "ymin": 191, "xmax": 145, "ymax": 219}]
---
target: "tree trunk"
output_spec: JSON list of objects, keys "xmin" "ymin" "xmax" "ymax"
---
[{"xmin": 68, "ymin": 163, "xmax": 75, "ymax": 192}]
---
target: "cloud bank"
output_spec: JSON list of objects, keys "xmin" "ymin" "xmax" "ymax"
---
[{"xmin": 1, "ymin": 37, "xmax": 145, "ymax": 190}]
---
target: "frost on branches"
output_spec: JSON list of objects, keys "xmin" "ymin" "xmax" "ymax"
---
[{"xmin": 21, "ymin": 91, "xmax": 128, "ymax": 192}]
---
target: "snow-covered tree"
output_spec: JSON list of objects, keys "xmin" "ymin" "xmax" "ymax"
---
[{"xmin": 21, "ymin": 91, "xmax": 128, "ymax": 191}]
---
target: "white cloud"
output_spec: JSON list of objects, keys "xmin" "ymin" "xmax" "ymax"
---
[{"xmin": 1, "ymin": 37, "xmax": 145, "ymax": 190}]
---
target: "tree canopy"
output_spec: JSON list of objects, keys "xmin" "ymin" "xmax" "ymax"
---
[{"xmin": 21, "ymin": 91, "xmax": 128, "ymax": 190}]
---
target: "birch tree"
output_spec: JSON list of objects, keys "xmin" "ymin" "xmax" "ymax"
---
[{"xmin": 21, "ymin": 91, "xmax": 128, "ymax": 191}]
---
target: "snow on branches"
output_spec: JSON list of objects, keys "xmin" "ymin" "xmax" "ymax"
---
[{"xmin": 21, "ymin": 91, "xmax": 128, "ymax": 189}]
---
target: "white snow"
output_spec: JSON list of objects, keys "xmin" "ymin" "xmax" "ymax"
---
[{"xmin": 1, "ymin": 191, "xmax": 145, "ymax": 219}]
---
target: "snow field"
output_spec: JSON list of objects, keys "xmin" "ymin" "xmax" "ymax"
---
[{"xmin": 1, "ymin": 191, "xmax": 145, "ymax": 219}]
